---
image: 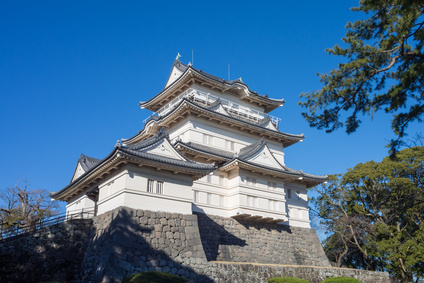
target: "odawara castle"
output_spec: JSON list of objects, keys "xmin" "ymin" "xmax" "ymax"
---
[
  {"xmin": 51, "ymin": 58, "xmax": 328, "ymax": 229},
  {"xmin": 2, "ymin": 57, "xmax": 391, "ymax": 283}
]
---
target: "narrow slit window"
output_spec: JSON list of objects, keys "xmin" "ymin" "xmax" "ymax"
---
[
  {"xmin": 156, "ymin": 181, "xmax": 163, "ymax": 194},
  {"xmin": 147, "ymin": 179, "xmax": 154, "ymax": 193}
]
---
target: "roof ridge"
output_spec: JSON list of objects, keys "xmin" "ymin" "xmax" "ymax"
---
[
  {"xmin": 124, "ymin": 127, "xmax": 169, "ymax": 151},
  {"xmin": 238, "ymin": 138, "xmax": 266, "ymax": 159}
]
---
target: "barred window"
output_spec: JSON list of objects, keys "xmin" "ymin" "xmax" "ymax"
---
[
  {"xmin": 157, "ymin": 181, "xmax": 163, "ymax": 194},
  {"xmin": 147, "ymin": 179, "xmax": 154, "ymax": 193},
  {"xmin": 147, "ymin": 179, "xmax": 163, "ymax": 194}
]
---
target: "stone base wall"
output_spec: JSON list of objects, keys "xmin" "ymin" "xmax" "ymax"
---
[
  {"xmin": 80, "ymin": 206, "xmax": 213, "ymax": 282},
  {"xmin": 196, "ymin": 213, "xmax": 330, "ymax": 266},
  {"xmin": 205, "ymin": 262, "xmax": 393, "ymax": 283},
  {"xmin": 0, "ymin": 219, "xmax": 92, "ymax": 283},
  {"xmin": 0, "ymin": 206, "xmax": 391, "ymax": 283}
]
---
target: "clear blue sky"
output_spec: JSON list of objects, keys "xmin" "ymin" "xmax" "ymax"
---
[{"xmin": 1, "ymin": 1, "xmax": 421, "ymax": 213}]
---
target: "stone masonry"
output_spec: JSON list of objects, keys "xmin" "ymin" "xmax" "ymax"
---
[
  {"xmin": 196, "ymin": 213, "xmax": 330, "ymax": 266},
  {"xmin": 0, "ymin": 206, "xmax": 392, "ymax": 282},
  {"xmin": 0, "ymin": 219, "xmax": 92, "ymax": 282}
]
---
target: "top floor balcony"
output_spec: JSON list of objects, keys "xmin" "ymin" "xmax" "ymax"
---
[{"xmin": 143, "ymin": 88, "xmax": 281, "ymax": 129}]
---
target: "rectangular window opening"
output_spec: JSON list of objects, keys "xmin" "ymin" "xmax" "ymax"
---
[
  {"xmin": 156, "ymin": 181, "xmax": 163, "ymax": 194},
  {"xmin": 147, "ymin": 179, "xmax": 154, "ymax": 193}
]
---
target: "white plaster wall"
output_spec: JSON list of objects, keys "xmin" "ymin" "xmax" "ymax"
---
[
  {"xmin": 185, "ymin": 117, "xmax": 285, "ymax": 158},
  {"xmin": 96, "ymin": 165, "xmax": 194, "ymax": 215},
  {"xmin": 66, "ymin": 195, "xmax": 95, "ymax": 216}
]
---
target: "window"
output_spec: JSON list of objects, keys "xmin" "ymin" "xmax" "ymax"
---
[
  {"xmin": 194, "ymin": 191, "xmax": 199, "ymax": 203},
  {"xmin": 203, "ymin": 134, "xmax": 213, "ymax": 145},
  {"xmin": 147, "ymin": 179, "xmax": 163, "ymax": 194},
  {"xmin": 147, "ymin": 179, "xmax": 154, "ymax": 193},
  {"xmin": 296, "ymin": 191, "xmax": 301, "ymax": 200},
  {"xmin": 207, "ymin": 193, "xmax": 212, "ymax": 204},
  {"xmin": 226, "ymin": 140, "xmax": 235, "ymax": 151},
  {"xmin": 269, "ymin": 200, "xmax": 278, "ymax": 211},
  {"xmin": 156, "ymin": 181, "xmax": 163, "ymax": 194},
  {"xmin": 287, "ymin": 189, "xmax": 292, "ymax": 199},
  {"xmin": 219, "ymin": 195, "xmax": 224, "ymax": 207},
  {"xmin": 207, "ymin": 174, "xmax": 212, "ymax": 183},
  {"xmin": 247, "ymin": 196, "xmax": 257, "ymax": 207}
]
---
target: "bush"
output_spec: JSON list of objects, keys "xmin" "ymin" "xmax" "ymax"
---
[
  {"xmin": 268, "ymin": 277, "xmax": 310, "ymax": 283},
  {"xmin": 320, "ymin": 277, "xmax": 362, "ymax": 283},
  {"xmin": 123, "ymin": 271, "xmax": 189, "ymax": 283}
]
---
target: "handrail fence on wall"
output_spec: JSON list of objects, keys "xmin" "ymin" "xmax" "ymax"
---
[{"xmin": 0, "ymin": 210, "xmax": 94, "ymax": 240}]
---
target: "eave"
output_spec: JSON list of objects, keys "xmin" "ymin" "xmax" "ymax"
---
[
  {"xmin": 219, "ymin": 159, "xmax": 327, "ymax": 188},
  {"xmin": 51, "ymin": 147, "xmax": 215, "ymax": 202},
  {"xmin": 140, "ymin": 66, "xmax": 284, "ymax": 113},
  {"xmin": 127, "ymin": 99, "xmax": 304, "ymax": 147},
  {"xmin": 174, "ymin": 141, "xmax": 232, "ymax": 163}
]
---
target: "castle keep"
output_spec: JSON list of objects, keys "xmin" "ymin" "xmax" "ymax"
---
[
  {"xmin": 0, "ymin": 59, "xmax": 391, "ymax": 283},
  {"xmin": 51, "ymin": 59, "xmax": 327, "ymax": 229}
]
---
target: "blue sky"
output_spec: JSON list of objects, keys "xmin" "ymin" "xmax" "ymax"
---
[{"xmin": 1, "ymin": 1, "xmax": 421, "ymax": 213}]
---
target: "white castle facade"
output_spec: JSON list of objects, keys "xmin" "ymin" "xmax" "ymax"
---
[{"xmin": 51, "ymin": 59, "xmax": 327, "ymax": 228}]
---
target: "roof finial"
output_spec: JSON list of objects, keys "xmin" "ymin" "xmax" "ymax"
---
[{"xmin": 176, "ymin": 53, "xmax": 182, "ymax": 61}]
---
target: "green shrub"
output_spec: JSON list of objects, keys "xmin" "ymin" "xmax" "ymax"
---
[
  {"xmin": 268, "ymin": 277, "xmax": 310, "ymax": 283},
  {"xmin": 320, "ymin": 277, "xmax": 362, "ymax": 283},
  {"xmin": 123, "ymin": 271, "xmax": 189, "ymax": 283}
]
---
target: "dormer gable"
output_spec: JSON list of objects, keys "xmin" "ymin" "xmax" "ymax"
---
[
  {"xmin": 125, "ymin": 128, "xmax": 187, "ymax": 161},
  {"xmin": 164, "ymin": 59, "xmax": 188, "ymax": 89},
  {"xmin": 258, "ymin": 116, "xmax": 279, "ymax": 131},
  {"xmin": 207, "ymin": 99, "xmax": 231, "ymax": 117},
  {"xmin": 239, "ymin": 139, "xmax": 285, "ymax": 170},
  {"xmin": 71, "ymin": 154, "xmax": 101, "ymax": 183}
]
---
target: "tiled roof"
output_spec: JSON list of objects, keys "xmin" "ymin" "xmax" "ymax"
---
[
  {"xmin": 51, "ymin": 129, "xmax": 215, "ymax": 200},
  {"xmin": 78, "ymin": 154, "xmax": 101, "ymax": 172},
  {"xmin": 118, "ymin": 128, "xmax": 215, "ymax": 170},
  {"xmin": 175, "ymin": 141, "xmax": 234, "ymax": 160},
  {"xmin": 172, "ymin": 60, "xmax": 284, "ymax": 104},
  {"xmin": 175, "ymin": 138, "xmax": 326, "ymax": 186},
  {"xmin": 257, "ymin": 116, "xmax": 272, "ymax": 127},
  {"xmin": 140, "ymin": 60, "xmax": 284, "ymax": 113}
]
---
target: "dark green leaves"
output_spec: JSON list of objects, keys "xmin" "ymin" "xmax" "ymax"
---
[
  {"xmin": 300, "ymin": 0, "xmax": 424, "ymax": 152},
  {"xmin": 312, "ymin": 146, "xmax": 424, "ymax": 281}
]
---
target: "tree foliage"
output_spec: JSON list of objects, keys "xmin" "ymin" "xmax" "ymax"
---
[
  {"xmin": 312, "ymin": 146, "xmax": 424, "ymax": 282},
  {"xmin": 300, "ymin": 0, "xmax": 424, "ymax": 152},
  {"xmin": 0, "ymin": 180, "xmax": 58, "ymax": 237}
]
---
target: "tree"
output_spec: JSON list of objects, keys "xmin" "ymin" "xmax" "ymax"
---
[
  {"xmin": 299, "ymin": 0, "xmax": 424, "ymax": 152},
  {"xmin": 312, "ymin": 146, "xmax": 424, "ymax": 282},
  {"xmin": 0, "ymin": 180, "xmax": 59, "ymax": 238}
]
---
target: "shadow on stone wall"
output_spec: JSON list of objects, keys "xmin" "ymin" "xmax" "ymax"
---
[
  {"xmin": 195, "ymin": 210, "xmax": 330, "ymax": 266},
  {"xmin": 0, "ymin": 219, "xmax": 91, "ymax": 282},
  {"xmin": 81, "ymin": 207, "xmax": 214, "ymax": 282},
  {"xmin": 193, "ymin": 206, "xmax": 246, "ymax": 261}
]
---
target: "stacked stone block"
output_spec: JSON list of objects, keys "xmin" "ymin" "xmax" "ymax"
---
[
  {"xmin": 196, "ymin": 213, "xmax": 330, "ymax": 267},
  {"xmin": 204, "ymin": 262, "xmax": 393, "ymax": 283},
  {"xmin": 0, "ymin": 219, "xmax": 91, "ymax": 282},
  {"xmin": 80, "ymin": 206, "xmax": 212, "ymax": 282},
  {"xmin": 0, "ymin": 206, "xmax": 391, "ymax": 283}
]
